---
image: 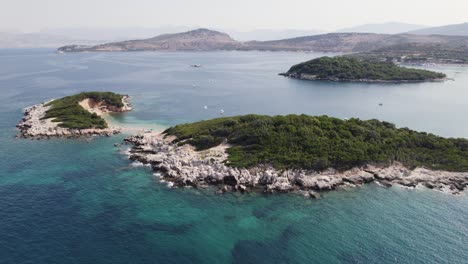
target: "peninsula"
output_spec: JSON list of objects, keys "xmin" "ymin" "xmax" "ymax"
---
[
  {"xmin": 17, "ymin": 92, "xmax": 132, "ymax": 138},
  {"xmin": 125, "ymin": 115, "xmax": 468, "ymax": 196},
  {"xmin": 58, "ymin": 29, "xmax": 239, "ymax": 52},
  {"xmin": 280, "ymin": 56, "xmax": 446, "ymax": 82},
  {"xmin": 57, "ymin": 28, "xmax": 468, "ymax": 64}
]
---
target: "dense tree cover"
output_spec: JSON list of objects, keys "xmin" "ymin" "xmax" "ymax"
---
[
  {"xmin": 43, "ymin": 92, "xmax": 124, "ymax": 129},
  {"xmin": 165, "ymin": 115, "xmax": 468, "ymax": 172},
  {"xmin": 285, "ymin": 56, "xmax": 446, "ymax": 81}
]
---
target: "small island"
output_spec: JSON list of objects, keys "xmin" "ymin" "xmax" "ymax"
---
[
  {"xmin": 125, "ymin": 115, "xmax": 468, "ymax": 196},
  {"xmin": 17, "ymin": 92, "xmax": 132, "ymax": 138},
  {"xmin": 280, "ymin": 56, "xmax": 447, "ymax": 83}
]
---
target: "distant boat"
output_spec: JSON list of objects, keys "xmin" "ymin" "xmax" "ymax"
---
[
  {"xmin": 190, "ymin": 64, "xmax": 202, "ymax": 68},
  {"xmin": 220, "ymin": 109, "xmax": 225, "ymax": 115},
  {"xmin": 203, "ymin": 105, "xmax": 208, "ymax": 110},
  {"xmin": 379, "ymin": 103, "xmax": 383, "ymax": 106}
]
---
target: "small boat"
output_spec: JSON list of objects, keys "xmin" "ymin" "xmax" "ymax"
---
[
  {"xmin": 190, "ymin": 64, "xmax": 202, "ymax": 68},
  {"xmin": 379, "ymin": 103, "xmax": 383, "ymax": 106},
  {"xmin": 219, "ymin": 109, "xmax": 225, "ymax": 115},
  {"xmin": 203, "ymin": 105, "xmax": 208, "ymax": 110}
]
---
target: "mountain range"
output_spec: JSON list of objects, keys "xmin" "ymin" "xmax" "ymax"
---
[
  {"xmin": 408, "ymin": 22, "xmax": 468, "ymax": 36},
  {"xmin": 226, "ymin": 29, "xmax": 323, "ymax": 41},
  {"xmin": 3, "ymin": 22, "xmax": 468, "ymax": 50},
  {"xmin": 0, "ymin": 27, "xmax": 323, "ymax": 48},
  {"xmin": 57, "ymin": 28, "xmax": 468, "ymax": 53},
  {"xmin": 337, "ymin": 22, "xmax": 427, "ymax": 34},
  {"xmin": 0, "ymin": 32, "xmax": 100, "ymax": 48}
]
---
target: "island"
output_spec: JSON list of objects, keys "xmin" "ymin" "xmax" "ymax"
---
[
  {"xmin": 125, "ymin": 115, "xmax": 468, "ymax": 197},
  {"xmin": 280, "ymin": 57, "xmax": 447, "ymax": 82},
  {"xmin": 17, "ymin": 92, "xmax": 132, "ymax": 138}
]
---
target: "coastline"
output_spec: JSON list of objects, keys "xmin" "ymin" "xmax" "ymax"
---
[{"xmin": 124, "ymin": 132, "xmax": 468, "ymax": 197}]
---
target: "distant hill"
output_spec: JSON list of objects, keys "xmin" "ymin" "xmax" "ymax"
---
[
  {"xmin": 57, "ymin": 28, "xmax": 468, "ymax": 64},
  {"xmin": 408, "ymin": 22, "xmax": 468, "ymax": 36},
  {"xmin": 242, "ymin": 33, "xmax": 468, "ymax": 53},
  {"xmin": 225, "ymin": 29, "xmax": 322, "ymax": 41},
  {"xmin": 0, "ymin": 32, "xmax": 99, "ymax": 48},
  {"xmin": 41, "ymin": 26, "xmax": 321, "ymax": 42},
  {"xmin": 41, "ymin": 26, "xmax": 192, "ymax": 42},
  {"xmin": 337, "ymin": 22, "xmax": 427, "ymax": 34},
  {"xmin": 58, "ymin": 28, "xmax": 238, "ymax": 52}
]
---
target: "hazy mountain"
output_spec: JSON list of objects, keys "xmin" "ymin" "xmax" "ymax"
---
[
  {"xmin": 407, "ymin": 22, "xmax": 468, "ymax": 36},
  {"xmin": 243, "ymin": 33, "xmax": 468, "ymax": 52},
  {"xmin": 41, "ymin": 26, "xmax": 193, "ymax": 42},
  {"xmin": 43, "ymin": 27, "xmax": 321, "ymax": 42},
  {"xmin": 224, "ymin": 29, "xmax": 322, "ymax": 41},
  {"xmin": 58, "ymin": 28, "xmax": 468, "ymax": 55},
  {"xmin": 58, "ymin": 28, "xmax": 239, "ymax": 52},
  {"xmin": 1, "ymin": 26, "xmax": 323, "ymax": 48},
  {"xmin": 337, "ymin": 22, "xmax": 427, "ymax": 34},
  {"xmin": 1, "ymin": 26, "xmax": 199, "ymax": 48},
  {"xmin": 0, "ymin": 32, "xmax": 100, "ymax": 48}
]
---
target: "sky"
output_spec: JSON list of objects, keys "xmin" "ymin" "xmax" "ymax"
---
[{"xmin": 1, "ymin": 0, "xmax": 467, "ymax": 32}]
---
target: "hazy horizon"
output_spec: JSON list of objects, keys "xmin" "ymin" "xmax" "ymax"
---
[{"xmin": 1, "ymin": 0, "xmax": 467, "ymax": 33}]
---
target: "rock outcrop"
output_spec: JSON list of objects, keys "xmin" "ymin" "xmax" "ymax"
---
[{"xmin": 124, "ymin": 133, "xmax": 468, "ymax": 196}]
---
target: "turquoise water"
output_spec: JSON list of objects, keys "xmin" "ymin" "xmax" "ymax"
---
[{"xmin": 0, "ymin": 49, "xmax": 467, "ymax": 263}]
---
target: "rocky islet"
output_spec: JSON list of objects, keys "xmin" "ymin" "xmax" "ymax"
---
[{"xmin": 16, "ymin": 94, "xmax": 132, "ymax": 138}]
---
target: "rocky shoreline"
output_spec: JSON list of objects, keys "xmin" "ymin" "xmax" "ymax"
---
[
  {"xmin": 124, "ymin": 133, "xmax": 468, "ymax": 197},
  {"xmin": 16, "ymin": 96, "xmax": 132, "ymax": 138}
]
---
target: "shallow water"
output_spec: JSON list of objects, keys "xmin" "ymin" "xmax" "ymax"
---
[{"xmin": 0, "ymin": 49, "xmax": 467, "ymax": 264}]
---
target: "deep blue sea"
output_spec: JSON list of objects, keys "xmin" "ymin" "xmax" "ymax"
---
[{"xmin": 0, "ymin": 49, "xmax": 467, "ymax": 264}]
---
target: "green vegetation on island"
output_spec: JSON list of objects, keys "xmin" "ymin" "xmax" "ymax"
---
[
  {"xmin": 282, "ymin": 56, "xmax": 446, "ymax": 82},
  {"xmin": 164, "ymin": 114, "xmax": 468, "ymax": 172},
  {"xmin": 43, "ymin": 92, "xmax": 125, "ymax": 129}
]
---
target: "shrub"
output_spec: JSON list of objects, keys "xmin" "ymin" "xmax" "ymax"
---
[{"xmin": 43, "ymin": 92, "xmax": 124, "ymax": 129}]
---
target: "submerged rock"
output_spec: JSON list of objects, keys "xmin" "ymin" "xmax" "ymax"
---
[{"xmin": 308, "ymin": 191, "xmax": 321, "ymax": 199}]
